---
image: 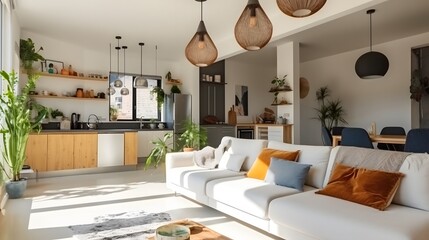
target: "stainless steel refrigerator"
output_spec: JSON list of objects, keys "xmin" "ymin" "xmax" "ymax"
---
[{"xmin": 164, "ymin": 93, "xmax": 192, "ymax": 145}]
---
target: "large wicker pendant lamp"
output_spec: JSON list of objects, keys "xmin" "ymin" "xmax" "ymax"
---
[
  {"xmin": 235, "ymin": 0, "xmax": 272, "ymax": 51},
  {"xmin": 185, "ymin": 0, "xmax": 218, "ymax": 67},
  {"xmin": 355, "ymin": 9, "xmax": 389, "ymax": 79},
  {"xmin": 276, "ymin": 0, "xmax": 326, "ymax": 18}
]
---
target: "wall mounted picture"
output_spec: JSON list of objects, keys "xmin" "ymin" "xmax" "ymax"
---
[{"xmin": 235, "ymin": 85, "xmax": 248, "ymax": 116}]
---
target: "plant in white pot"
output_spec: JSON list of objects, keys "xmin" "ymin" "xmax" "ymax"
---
[{"xmin": 0, "ymin": 70, "xmax": 46, "ymax": 198}]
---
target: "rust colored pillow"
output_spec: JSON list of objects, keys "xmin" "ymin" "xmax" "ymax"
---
[
  {"xmin": 247, "ymin": 148, "xmax": 300, "ymax": 180},
  {"xmin": 316, "ymin": 164, "xmax": 404, "ymax": 210}
]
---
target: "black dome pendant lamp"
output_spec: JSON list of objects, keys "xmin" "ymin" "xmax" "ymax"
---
[
  {"xmin": 355, "ymin": 9, "xmax": 389, "ymax": 79},
  {"xmin": 120, "ymin": 46, "xmax": 130, "ymax": 96}
]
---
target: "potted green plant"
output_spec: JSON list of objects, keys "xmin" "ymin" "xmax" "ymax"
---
[
  {"xmin": 314, "ymin": 86, "xmax": 347, "ymax": 131},
  {"xmin": 20, "ymin": 38, "xmax": 44, "ymax": 73},
  {"xmin": 145, "ymin": 132, "xmax": 173, "ymax": 169},
  {"xmin": 50, "ymin": 108, "xmax": 64, "ymax": 121},
  {"xmin": 0, "ymin": 70, "xmax": 47, "ymax": 198},
  {"xmin": 149, "ymin": 119, "xmax": 157, "ymax": 129},
  {"xmin": 178, "ymin": 120, "xmax": 207, "ymax": 152},
  {"xmin": 109, "ymin": 106, "xmax": 118, "ymax": 121},
  {"xmin": 150, "ymin": 86, "xmax": 165, "ymax": 109}
]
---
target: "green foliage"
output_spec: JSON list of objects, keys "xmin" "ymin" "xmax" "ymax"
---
[
  {"xmin": 145, "ymin": 132, "xmax": 173, "ymax": 169},
  {"xmin": 178, "ymin": 120, "xmax": 207, "ymax": 150},
  {"xmin": 20, "ymin": 38, "xmax": 44, "ymax": 72},
  {"xmin": 170, "ymin": 85, "xmax": 181, "ymax": 94},
  {"xmin": 165, "ymin": 71, "xmax": 172, "ymax": 80},
  {"xmin": 50, "ymin": 109, "xmax": 64, "ymax": 118},
  {"xmin": 150, "ymin": 86, "xmax": 165, "ymax": 108},
  {"xmin": 410, "ymin": 69, "xmax": 429, "ymax": 102},
  {"xmin": 271, "ymin": 75, "xmax": 287, "ymax": 88},
  {"xmin": 0, "ymin": 70, "xmax": 47, "ymax": 182},
  {"xmin": 314, "ymin": 86, "xmax": 347, "ymax": 131}
]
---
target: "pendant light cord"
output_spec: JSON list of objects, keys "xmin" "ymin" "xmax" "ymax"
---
[
  {"xmin": 155, "ymin": 45, "xmax": 158, "ymax": 75},
  {"xmin": 369, "ymin": 12, "xmax": 373, "ymax": 51},
  {"xmin": 140, "ymin": 44, "xmax": 143, "ymax": 76},
  {"xmin": 200, "ymin": 0, "xmax": 203, "ymax": 21},
  {"xmin": 123, "ymin": 46, "xmax": 127, "ymax": 87}
]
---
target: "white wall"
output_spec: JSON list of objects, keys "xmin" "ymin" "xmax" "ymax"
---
[
  {"xmin": 225, "ymin": 58, "xmax": 276, "ymax": 123},
  {"xmin": 20, "ymin": 30, "xmax": 196, "ymax": 122},
  {"xmin": 300, "ymin": 31, "xmax": 429, "ymax": 145}
]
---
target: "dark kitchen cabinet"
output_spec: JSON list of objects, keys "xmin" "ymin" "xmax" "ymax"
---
[
  {"xmin": 201, "ymin": 125, "xmax": 235, "ymax": 147},
  {"xmin": 200, "ymin": 82, "xmax": 225, "ymax": 122},
  {"xmin": 200, "ymin": 60, "xmax": 226, "ymax": 123}
]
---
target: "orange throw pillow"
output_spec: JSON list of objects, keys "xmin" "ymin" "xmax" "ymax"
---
[
  {"xmin": 247, "ymin": 148, "xmax": 300, "ymax": 180},
  {"xmin": 316, "ymin": 164, "xmax": 404, "ymax": 210}
]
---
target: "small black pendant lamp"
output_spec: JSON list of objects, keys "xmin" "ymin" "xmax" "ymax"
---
[
  {"xmin": 235, "ymin": 0, "xmax": 273, "ymax": 51},
  {"xmin": 134, "ymin": 42, "xmax": 149, "ymax": 88},
  {"xmin": 185, "ymin": 0, "xmax": 218, "ymax": 67},
  {"xmin": 113, "ymin": 36, "xmax": 123, "ymax": 88},
  {"xmin": 355, "ymin": 9, "xmax": 389, "ymax": 79},
  {"xmin": 120, "ymin": 46, "xmax": 130, "ymax": 95}
]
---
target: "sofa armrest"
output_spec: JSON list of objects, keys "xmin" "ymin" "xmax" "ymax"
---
[{"xmin": 166, "ymin": 152, "xmax": 195, "ymax": 170}]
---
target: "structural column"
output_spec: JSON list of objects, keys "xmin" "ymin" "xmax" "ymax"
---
[{"xmin": 277, "ymin": 41, "xmax": 300, "ymax": 143}]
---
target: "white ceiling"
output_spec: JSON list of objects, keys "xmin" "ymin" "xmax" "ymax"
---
[{"xmin": 13, "ymin": 0, "xmax": 429, "ymax": 64}]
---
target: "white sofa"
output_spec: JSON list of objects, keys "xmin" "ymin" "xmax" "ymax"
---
[{"xmin": 165, "ymin": 137, "xmax": 429, "ymax": 240}]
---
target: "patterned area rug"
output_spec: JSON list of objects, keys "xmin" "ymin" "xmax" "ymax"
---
[{"xmin": 69, "ymin": 210, "xmax": 171, "ymax": 240}]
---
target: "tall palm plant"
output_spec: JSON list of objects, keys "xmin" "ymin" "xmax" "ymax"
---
[{"xmin": 314, "ymin": 86, "xmax": 347, "ymax": 131}]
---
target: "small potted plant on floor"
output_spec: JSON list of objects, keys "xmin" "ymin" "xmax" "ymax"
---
[
  {"xmin": 0, "ymin": 70, "xmax": 47, "ymax": 198},
  {"xmin": 178, "ymin": 120, "xmax": 207, "ymax": 152},
  {"xmin": 145, "ymin": 132, "xmax": 173, "ymax": 169}
]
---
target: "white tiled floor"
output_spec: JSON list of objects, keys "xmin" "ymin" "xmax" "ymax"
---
[{"xmin": 0, "ymin": 165, "xmax": 280, "ymax": 240}]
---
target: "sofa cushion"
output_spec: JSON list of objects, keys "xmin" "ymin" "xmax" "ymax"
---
[
  {"xmin": 206, "ymin": 176, "xmax": 315, "ymax": 219},
  {"xmin": 226, "ymin": 138, "xmax": 268, "ymax": 171},
  {"xmin": 393, "ymin": 153, "xmax": 429, "ymax": 211},
  {"xmin": 269, "ymin": 191, "xmax": 429, "ymax": 240},
  {"xmin": 267, "ymin": 141, "xmax": 332, "ymax": 188},
  {"xmin": 317, "ymin": 164, "xmax": 404, "ymax": 210},
  {"xmin": 247, "ymin": 148, "xmax": 299, "ymax": 180},
  {"xmin": 265, "ymin": 158, "xmax": 311, "ymax": 191},
  {"xmin": 168, "ymin": 166, "xmax": 245, "ymax": 196},
  {"xmin": 218, "ymin": 152, "xmax": 246, "ymax": 172}
]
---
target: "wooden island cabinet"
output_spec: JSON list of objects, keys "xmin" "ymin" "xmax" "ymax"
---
[{"xmin": 25, "ymin": 131, "xmax": 136, "ymax": 172}]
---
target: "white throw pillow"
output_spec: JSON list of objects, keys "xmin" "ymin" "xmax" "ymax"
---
[{"xmin": 218, "ymin": 152, "xmax": 246, "ymax": 172}]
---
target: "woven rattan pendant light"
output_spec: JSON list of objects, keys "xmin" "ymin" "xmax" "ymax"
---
[
  {"xmin": 355, "ymin": 9, "xmax": 389, "ymax": 79},
  {"xmin": 185, "ymin": 0, "xmax": 218, "ymax": 67},
  {"xmin": 235, "ymin": 0, "xmax": 272, "ymax": 51},
  {"xmin": 134, "ymin": 42, "xmax": 148, "ymax": 88},
  {"xmin": 276, "ymin": 0, "xmax": 326, "ymax": 18}
]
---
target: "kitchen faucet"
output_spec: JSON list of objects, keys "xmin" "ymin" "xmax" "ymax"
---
[
  {"xmin": 87, "ymin": 114, "xmax": 99, "ymax": 129},
  {"xmin": 140, "ymin": 116, "xmax": 144, "ymax": 129}
]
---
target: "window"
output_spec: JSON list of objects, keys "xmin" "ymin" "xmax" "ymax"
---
[{"xmin": 109, "ymin": 72, "xmax": 162, "ymax": 121}]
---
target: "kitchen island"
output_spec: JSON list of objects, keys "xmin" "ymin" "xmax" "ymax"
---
[{"xmin": 25, "ymin": 128, "xmax": 172, "ymax": 177}]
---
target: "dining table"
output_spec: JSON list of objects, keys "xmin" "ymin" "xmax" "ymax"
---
[{"xmin": 332, "ymin": 134, "xmax": 406, "ymax": 147}]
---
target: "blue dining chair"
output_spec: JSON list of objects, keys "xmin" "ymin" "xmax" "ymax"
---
[
  {"xmin": 341, "ymin": 127, "xmax": 374, "ymax": 149},
  {"xmin": 332, "ymin": 126, "xmax": 345, "ymax": 136},
  {"xmin": 404, "ymin": 128, "xmax": 429, "ymax": 153},
  {"xmin": 321, "ymin": 126, "xmax": 332, "ymax": 146},
  {"xmin": 377, "ymin": 127, "xmax": 406, "ymax": 151}
]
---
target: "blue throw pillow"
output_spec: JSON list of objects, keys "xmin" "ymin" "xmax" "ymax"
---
[{"xmin": 264, "ymin": 157, "xmax": 311, "ymax": 191}]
